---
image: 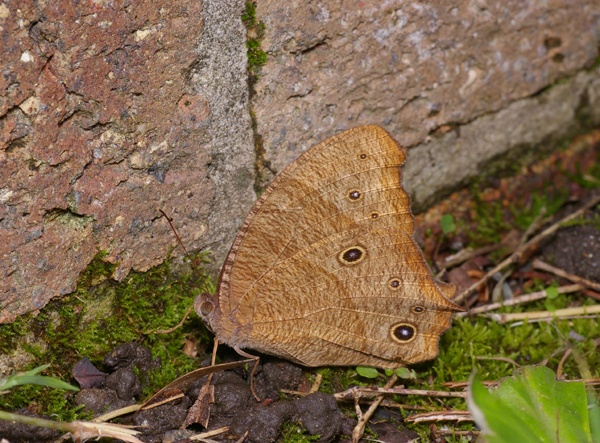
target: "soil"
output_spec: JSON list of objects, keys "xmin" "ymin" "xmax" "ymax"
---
[
  {"xmin": 544, "ymin": 222, "xmax": 600, "ymax": 282},
  {"xmin": 0, "ymin": 340, "xmax": 426, "ymax": 442}
]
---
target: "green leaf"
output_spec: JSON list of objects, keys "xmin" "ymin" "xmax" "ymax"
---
[
  {"xmin": 394, "ymin": 367, "xmax": 417, "ymax": 379},
  {"xmin": 356, "ymin": 367, "xmax": 380, "ymax": 379},
  {"xmin": 544, "ymin": 299, "xmax": 557, "ymax": 312},
  {"xmin": 468, "ymin": 366, "xmax": 592, "ymax": 443},
  {"xmin": 588, "ymin": 391, "xmax": 600, "ymax": 443},
  {"xmin": 21, "ymin": 364, "xmax": 51, "ymax": 376},
  {"xmin": 441, "ymin": 214, "xmax": 456, "ymax": 234},
  {"xmin": 0, "ymin": 364, "xmax": 79, "ymax": 392},
  {"xmin": 545, "ymin": 286, "xmax": 559, "ymax": 299}
]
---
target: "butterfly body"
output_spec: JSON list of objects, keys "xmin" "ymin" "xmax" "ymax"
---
[{"xmin": 195, "ymin": 125, "xmax": 462, "ymax": 368}]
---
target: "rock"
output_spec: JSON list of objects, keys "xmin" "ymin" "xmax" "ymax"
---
[
  {"xmin": 252, "ymin": 1, "xmax": 600, "ymax": 210},
  {"xmin": 0, "ymin": 0, "xmax": 255, "ymax": 322},
  {"xmin": 2, "ymin": 0, "xmax": 599, "ymax": 322}
]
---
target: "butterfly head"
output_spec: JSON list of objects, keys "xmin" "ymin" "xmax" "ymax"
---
[{"xmin": 194, "ymin": 293, "xmax": 220, "ymax": 334}]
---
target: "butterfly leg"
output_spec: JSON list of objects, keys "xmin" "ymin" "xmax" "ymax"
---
[{"xmin": 234, "ymin": 346, "xmax": 261, "ymax": 402}]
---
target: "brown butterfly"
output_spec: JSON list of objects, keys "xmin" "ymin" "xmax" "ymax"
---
[{"xmin": 195, "ymin": 125, "xmax": 463, "ymax": 368}]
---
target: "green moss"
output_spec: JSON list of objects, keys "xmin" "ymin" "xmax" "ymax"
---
[
  {"xmin": 467, "ymin": 190, "xmax": 511, "ymax": 245},
  {"xmin": 242, "ymin": 3, "xmax": 271, "ymax": 193},
  {"xmin": 510, "ymin": 190, "xmax": 569, "ymax": 231},
  {"xmin": 242, "ymin": 1, "xmax": 267, "ymax": 76},
  {"xmin": 280, "ymin": 421, "xmax": 321, "ymax": 442},
  {"xmin": 0, "ymin": 317, "xmax": 28, "ymax": 354},
  {"xmin": 0, "ymin": 251, "xmax": 215, "ymax": 420},
  {"xmin": 465, "ymin": 152, "xmax": 590, "ymax": 249},
  {"xmin": 401, "ymin": 280, "xmax": 600, "ymax": 437},
  {"xmin": 562, "ymin": 149, "xmax": 600, "ymax": 189}
]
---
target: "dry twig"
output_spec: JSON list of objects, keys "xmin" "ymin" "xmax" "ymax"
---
[
  {"xmin": 189, "ymin": 426, "xmax": 229, "ymax": 442},
  {"xmin": 334, "ymin": 385, "xmax": 466, "ymax": 401},
  {"xmin": 351, "ymin": 374, "xmax": 398, "ymax": 443},
  {"xmin": 490, "ymin": 304, "xmax": 600, "ymax": 324},
  {"xmin": 458, "ymin": 284, "xmax": 582, "ymax": 316},
  {"xmin": 404, "ymin": 410, "xmax": 472, "ymax": 424},
  {"xmin": 556, "ymin": 348, "xmax": 573, "ymax": 378},
  {"xmin": 439, "ymin": 244, "xmax": 504, "ymax": 271},
  {"xmin": 533, "ymin": 259, "xmax": 600, "ymax": 293}
]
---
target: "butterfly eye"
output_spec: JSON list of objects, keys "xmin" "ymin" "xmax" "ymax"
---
[
  {"xmin": 199, "ymin": 301, "xmax": 214, "ymax": 316},
  {"xmin": 347, "ymin": 190, "xmax": 361, "ymax": 200},
  {"xmin": 412, "ymin": 306, "xmax": 426, "ymax": 314},
  {"xmin": 370, "ymin": 212, "xmax": 379, "ymax": 219},
  {"xmin": 390, "ymin": 323, "xmax": 417, "ymax": 344},
  {"xmin": 359, "ymin": 153, "xmax": 367, "ymax": 159},
  {"xmin": 338, "ymin": 246, "xmax": 366, "ymax": 265}
]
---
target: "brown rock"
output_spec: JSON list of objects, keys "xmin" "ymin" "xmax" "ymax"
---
[
  {"xmin": 252, "ymin": 0, "xmax": 600, "ymax": 206},
  {"xmin": 0, "ymin": 0, "xmax": 255, "ymax": 322},
  {"xmin": 2, "ymin": 0, "xmax": 600, "ymax": 323}
]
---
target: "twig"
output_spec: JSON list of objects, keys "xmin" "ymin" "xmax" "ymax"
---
[
  {"xmin": 445, "ymin": 377, "xmax": 600, "ymax": 390},
  {"xmin": 454, "ymin": 194, "xmax": 600, "ymax": 303},
  {"xmin": 371, "ymin": 399, "xmax": 428, "ymax": 410},
  {"xmin": 19, "ymin": 409, "xmax": 142, "ymax": 443},
  {"xmin": 510, "ymin": 314, "xmax": 600, "ymax": 325},
  {"xmin": 309, "ymin": 373, "xmax": 322, "ymax": 394},
  {"xmin": 284, "ymin": 388, "xmax": 428, "ymax": 410},
  {"xmin": 443, "ymin": 380, "xmax": 499, "ymax": 389},
  {"xmin": 439, "ymin": 244, "xmax": 504, "ymax": 271},
  {"xmin": 404, "ymin": 410, "xmax": 473, "ymax": 423},
  {"xmin": 148, "ymin": 303, "xmax": 194, "ymax": 334},
  {"xmin": 94, "ymin": 404, "xmax": 141, "ymax": 422},
  {"xmin": 556, "ymin": 348, "xmax": 572, "ymax": 378},
  {"xmin": 458, "ymin": 284, "xmax": 582, "ymax": 316},
  {"xmin": 533, "ymin": 259, "xmax": 600, "ymax": 293},
  {"xmin": 490, "ymin": 304, "xmax": 600, "ymax": 324},
  {"xmin": 519, "ymin": 208, "xmax": 548, "ymax": 247},
  {"xmin": 351, "ymin": 374, "xmax": 398, "ymax": 443},
  {"xmin": 189, "ymin": 426, "xmax": 229, "ymax": 441},
  {"xmin": 334, "ymin": 386, "xmax": 466, "ymax": 401}
]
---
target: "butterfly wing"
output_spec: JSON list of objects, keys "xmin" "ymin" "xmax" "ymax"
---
[{"xmin": 206, "ymin": 125, "xmax": 462, "ymax": 367}]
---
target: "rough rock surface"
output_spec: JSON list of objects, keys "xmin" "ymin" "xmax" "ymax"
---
[
  {"xmin": 0, "ymin": 0, "xmax": 255, "ymax": 322},
  {"xmin": 252, "ymin": 0, "xmax": 600, "ymax": 203},
  {"xmin": 2, "ymin": 0, "xmax": 600, "ymax": 322}
]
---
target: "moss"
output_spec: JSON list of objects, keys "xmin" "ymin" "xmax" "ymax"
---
[
  {"xmin": 465, "ymin": 145, "xmax": 594, "ymax": 249},
  {"xmin": 0, "ymin": 316, "xmax": 29, "ymax": 354},
  {"xmin": 515, "ymin": 191, "xmax": 569, "ymax": 229},
  {"xmin": 242, "ymin": 2, "xmax": 272, "ymax": 193},
  {"xmin": 280, "ymin": 421, "xmax": 321, "ymax": 442},
  {"xmin": 467, "ymin": 190, "xmax": 511, "ymax": 245},
  {"xmin": 401, "ymin": 302, "xmax": 600, "ymax": 438},
  {"xmin": 242, "ymin": 1, "xmax": 267, "ymax": 77},
  {"xmin": 562, "ymin": 148, "xmax": 600, "ymax": 190},
  {"xmin": 0, "ymin": 251, "xmax": 215, "ymax": 420}
]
